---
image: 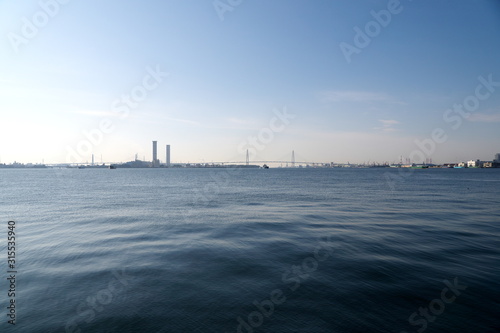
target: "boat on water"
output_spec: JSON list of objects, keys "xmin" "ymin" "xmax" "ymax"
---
[
  {"xmin": 262, "ymin": 164, "xmax": 270, "ymax": 169},
  {"xmin": 109, "ymin": 165, "xmax": 117, "ymax": 169},
  {"xmin": 411, "ymin": 164, "xmax": 429, "ymax": 169}
]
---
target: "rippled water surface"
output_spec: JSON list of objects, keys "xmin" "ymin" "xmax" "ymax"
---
[{"xmin": 1, "ymin": 168, "xmax": 499, "ymax": 332}]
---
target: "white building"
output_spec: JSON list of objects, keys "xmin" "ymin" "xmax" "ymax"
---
[{"xmin": 467, "ymin": 159, "xmax": 482, "ymax": 168}]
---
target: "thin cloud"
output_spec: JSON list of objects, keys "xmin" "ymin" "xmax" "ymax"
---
[
  {"xmin": 379, "ymin": 119, "xmax": 400, "ymax": 126},
  {"xmin": 226, "ymin": 117, "xmax": 255, "ymax": 125},
  {"xmin": 221, "ymin": 117, "xmax": 262, "ymax": 130},
  {"xmin": 70, "ymin": 110, "xmax": 121, "ymax": 117},
  {"xmin": 374, "ymin": 119, "xmax": 400, "ymax": 132},
  {"xmin": 467, "ymin": 112, "xmax": 500, "ymax": 123},
  {"xmin": 321, "ymin": 90, "xmax": 404, "ymax": 104},
  {"xmin": 165, "ymin": 117, "xmax": 201, "ymax": 126},
  {"xmin": 134, "ymin": 111, "xmax": 202, "ymax": 126}
]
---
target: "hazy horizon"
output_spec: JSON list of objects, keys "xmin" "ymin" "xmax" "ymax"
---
[{"xmin": 1, "ymin": 0, "xmax": 500, "ymax": 164}]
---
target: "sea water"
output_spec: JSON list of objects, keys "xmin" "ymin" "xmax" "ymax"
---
[{"xmin": 0, "ymin": 168, "xmax": 499, "ymax": 332}]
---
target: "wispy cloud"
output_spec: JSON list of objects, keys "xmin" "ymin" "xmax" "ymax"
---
[
  {"xmin": 165, "ymin": 117, "xmax": 201, "ymax": 126},
  {"xmin": 226, "ymin": 117, "xmax": 256, "ymax": 125},
  {"xmin": 139, "ymin": 113, "xmax": 202, "ymax": 126},
  {"xmin": 467, "ymin": 112, "xmax": 500, "ymax": 123},
  {"xmin": 321, "ymin": 90, "xmax": 403, "ymax": 104},
  {"xmin": 70, "ymin": 110, "xmax": 121, "ymax": 117},
  {"xmin": 378, "ymin": 119, "xmax": 399, "ymax": 126},
  {"xmin": 374, "ymin": 119, "xmax": 400, "ymax": 132}
]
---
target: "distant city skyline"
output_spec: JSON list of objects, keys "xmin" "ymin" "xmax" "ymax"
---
[
  {"xmin": 1, "ymin": 1, "xmax": 500, "ymax": 164},
  {"xmin": 2, "ymin": 141, "xmax": 499, "ymax": 167}
]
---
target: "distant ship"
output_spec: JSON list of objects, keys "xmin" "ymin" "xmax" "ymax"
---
[
  {"xmin": 109, "ymin": 165, "xmax": 117, "ymax": 169},
  {"xmin": 262, "ymin": 164, "xmax": 270, "ymax": 169}
]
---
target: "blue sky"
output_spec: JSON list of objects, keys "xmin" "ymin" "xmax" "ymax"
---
[{"xmin": 1, "ymin": 0, "xmax": 499, "ymax": 164}]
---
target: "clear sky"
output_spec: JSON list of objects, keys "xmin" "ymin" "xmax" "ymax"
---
[{"xmin": 1, "ymin": 0, "xmax": 499, "ymax": 164}]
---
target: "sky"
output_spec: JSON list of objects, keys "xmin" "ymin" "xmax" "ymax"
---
[{"xmin": 1, "ymin": 0, "xmax": 499, "ymax": 165}]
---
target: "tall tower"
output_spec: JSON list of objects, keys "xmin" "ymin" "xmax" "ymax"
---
[
  {"xmin": 495, "ymin": 153, "xmax": 500, "ymax": 162},
  {"xmin": 246, "ymin": 149, "xmax": 249, "ymax": 166},
  {"xmin": 291, "ymin": 150, "xmax": 295, "ymax": 168},
  {"xmin": 152, "ymin": 141, "xmax": 159, "ymax": 167},
  {"xmin": 166, "ymin": 145, "xmax": 171, "ymax": 167}
]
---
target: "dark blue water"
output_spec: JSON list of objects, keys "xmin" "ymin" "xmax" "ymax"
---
[{"xmin": 1, "ymin": 168, "xmax": 499, "ymax": 332}]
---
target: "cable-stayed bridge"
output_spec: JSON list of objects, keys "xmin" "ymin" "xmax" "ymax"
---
[
  {"xmin": 42, "ymin": 151, "xmax": 336, "ymax": 167},
  {"xmin": 209, "ymin": 150, "xmax": 330, "ymax": 167},
  {"xmin": 182, "ymin": 150, "xmax": 314, "ymax": 166}
]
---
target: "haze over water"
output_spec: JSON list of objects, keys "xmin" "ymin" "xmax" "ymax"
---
[{"xmin": 1, "ymin": 168, "xmax": 499, "ymax": 332}]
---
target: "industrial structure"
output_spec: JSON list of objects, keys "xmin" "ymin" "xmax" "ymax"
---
[
  {"xmin": 152, "ymin": 141, "xmax": 159, "ymax": 168},
  {"xmin": 151, "ymin": 141, "xmax": 172, "ymax": 167},
  {"xmin": 166, "ymin": 145, "xmax": 171, "ymax": 167}
]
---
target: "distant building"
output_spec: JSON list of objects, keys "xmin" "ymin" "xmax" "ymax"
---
[
  {"xmin": 152, "ymin": 141, "xmax": 159, "ymax": 167},
  {"xmin": 166, "ymin": 145, "xmax": 171, "ymax": 167},
  {"xmin": 483, "ymin": 162, "xmax": 495, "ymax": 168},
  {"xmin": 467, "ymin": 159, "xmax": 482, "ymax": 168},
  {"xmin": 484, "ymin": 153, "xmax": 500, "ymax": 168}
]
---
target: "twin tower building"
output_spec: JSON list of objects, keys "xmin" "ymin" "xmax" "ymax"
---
[{"xmin": 152, "ymin": 141, "xmax": 170, "ymax": 168}]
